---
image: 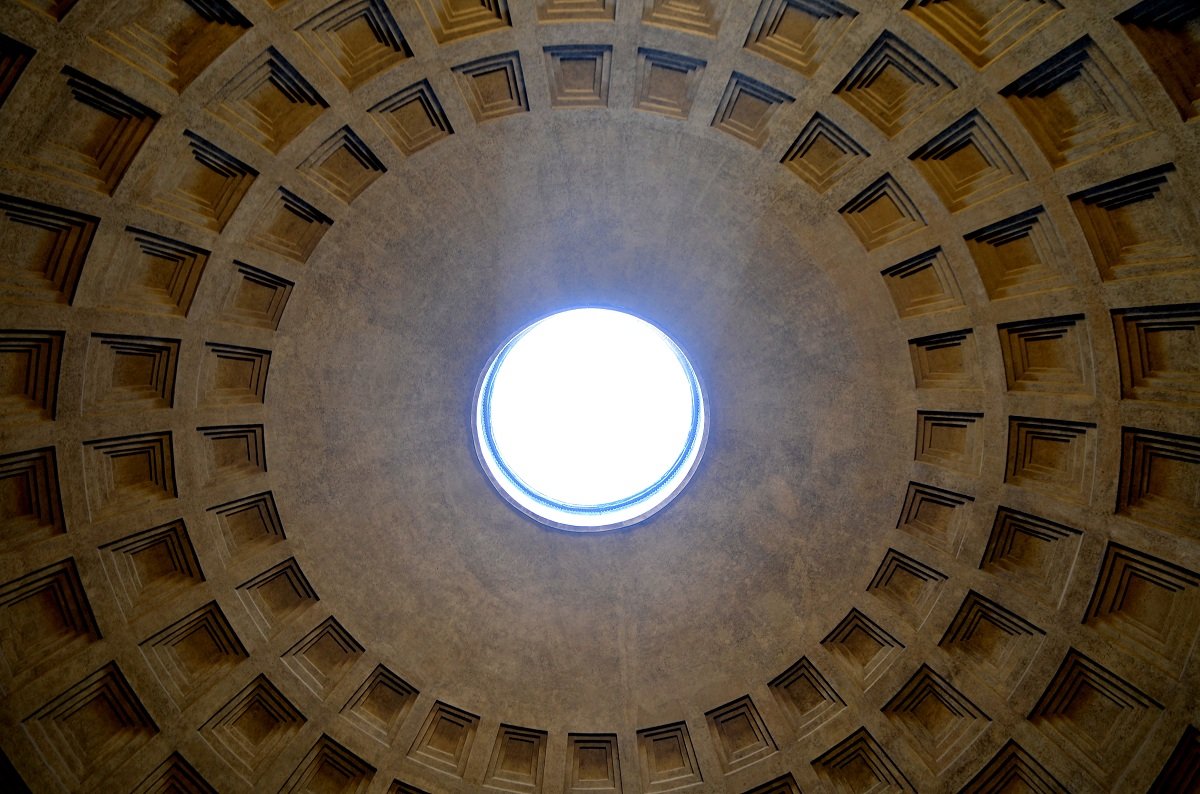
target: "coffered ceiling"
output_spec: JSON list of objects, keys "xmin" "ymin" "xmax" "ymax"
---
[{"xmin": 1, "ymin": 0, "xmax": 1198, "ymax": 791}]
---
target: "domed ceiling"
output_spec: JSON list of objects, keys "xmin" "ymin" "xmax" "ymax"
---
[{"xmin": 1, "ymin": 0, "xmax": 1198, "ymax": 791}]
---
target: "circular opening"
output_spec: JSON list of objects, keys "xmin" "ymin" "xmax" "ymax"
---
[{"xmin": 473, "ymin": 307, "xmax": 708, "ymax": 531}]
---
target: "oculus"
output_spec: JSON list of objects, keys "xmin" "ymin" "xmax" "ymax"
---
[{"xmin": 473, "ymin": 307, "xmax": 707, "ymax": 531}]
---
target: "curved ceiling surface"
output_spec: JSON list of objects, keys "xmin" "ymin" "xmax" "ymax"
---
[{"xmin": 0, "ymin": 0, "xmax": 1198, "ymax": 792}]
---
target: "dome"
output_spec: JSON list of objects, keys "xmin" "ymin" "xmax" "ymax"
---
[{"xmin": 1, "ymin": 0, "xmax": 1198, "ymax": 791}]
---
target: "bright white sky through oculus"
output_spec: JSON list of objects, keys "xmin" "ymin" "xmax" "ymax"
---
[{"xmin": 486, "ymin": 308, "xmax": 696, "ymax": 507}]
